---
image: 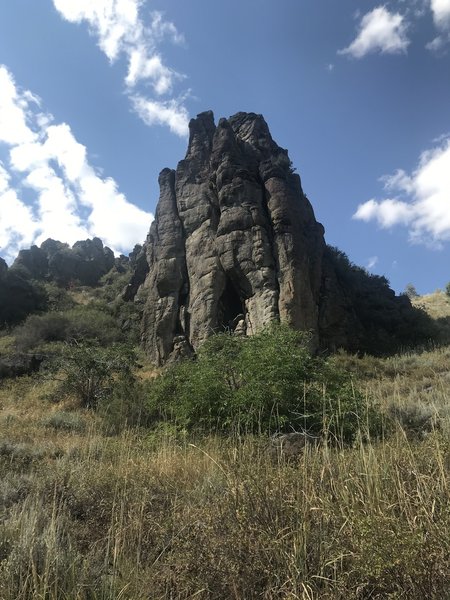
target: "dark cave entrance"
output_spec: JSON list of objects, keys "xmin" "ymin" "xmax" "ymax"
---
[
  {"xmin": 174, "ymin": 287, "xmax": 189, "ymax": 337},
  {"xmin": 218, "ymin": 277, "xmax": 245, "ymax": 332}
]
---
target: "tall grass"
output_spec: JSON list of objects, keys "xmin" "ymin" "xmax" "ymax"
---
[{"xmin": 0, "ymin": 350, "xmax": 449, "ymax": 599}]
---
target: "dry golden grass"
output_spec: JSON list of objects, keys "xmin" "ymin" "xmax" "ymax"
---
[
  {"xmin": 412, "ymin": 290, "xmax": 450, "ymax": 320},
  {"xmin": 67, "ymin": 288, "xmax": 98, "ymax": 306},
  {"xmin": 1, "ymin": 347, "xmax": 449, "ymax": 599}
]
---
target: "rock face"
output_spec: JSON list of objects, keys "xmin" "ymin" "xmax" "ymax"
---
[
  {"xmin": 129, "ymin": 111, "xmax": 433, "ymax": 364},
  {"xmin": 12, "ymin": 237, "xmax": 115, "ymax": 286},
  {"xmin": 132, "ymin": 111, "xmax": 327, "ymax": 364}
]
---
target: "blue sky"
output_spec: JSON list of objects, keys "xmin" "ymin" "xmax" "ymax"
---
[{"xmin": 0, "ymin": 0, "xmax": 449, "ymax": 294}]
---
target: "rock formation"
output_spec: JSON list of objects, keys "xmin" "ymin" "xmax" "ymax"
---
[
  {"xmin": 12, "ymin": 237, "xmax": 115, "ymax": 287},
  {"xmin": 127, "ymin": 111, "xmax": 434, "ymax": 363},
  {"xmin": 0, "ymin": 259, "xmax": 47, "ymax": 327}
]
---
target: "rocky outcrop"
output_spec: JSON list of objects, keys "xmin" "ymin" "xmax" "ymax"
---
[
  {"xmin": 0, "ymin": 262, "xmax": 47, "ymax": 327},
  {"xmin": 0, "ymin": 353, "xmax": 45, "ymax": 379},
  {"xmin": 128, "ymin": 111, "xmax": 434, "ymax": 363},
  {"xmin": 12, "ymin": 237, "xmax": 115, "ymax": 287},
  {"xmin": 130, "ymin": 111, "xmax": 329, "ymax": 364}
]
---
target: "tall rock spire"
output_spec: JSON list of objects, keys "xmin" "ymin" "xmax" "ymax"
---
[{"xmin": 127, "ymin": 111, "xmax": 428, "ymax": 363}]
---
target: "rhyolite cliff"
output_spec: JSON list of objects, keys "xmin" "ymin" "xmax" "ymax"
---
[{"xmin": 125, "ymin": 111, "xmax": 431, "ymax": 364}]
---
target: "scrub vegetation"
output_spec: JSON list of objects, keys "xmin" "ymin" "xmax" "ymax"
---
[{"xmin": 0, "ymin": 277, "xmax": 449, "ymax": 599}]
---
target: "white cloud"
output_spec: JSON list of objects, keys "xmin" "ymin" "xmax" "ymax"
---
[
  {"xmin": 52, "ymin": 0, "xmax": 189, "ymax": 135},
  {"xmin": 0, "ymin": 64, "xmax": 153, "ymax": 261},
  {"xmin": 0, "ymin": 162, "xmax": 11, "ymax": 194},
  {"xmin": 353, "ymin": 136, "xmax": 450, "ymax": 246},
  {"xmin": 426, "ymin": 0, "xmax": 450, "ymax": 51},
  {"xmin": 0, "ymin": 67, "xmax": 37, "ymax": 146},
  {"xmin": 339, "ymin": 6, "xmax": 409, "ymax": 58},
  {"xmin": 131, "ymin": 95, "xmax": 189, "ymax": 137},
  {"xmin": 430, "ymin": 0, "xmax": 450, "ymax": 28},
  {"xmin": 354, "ymin": 198, "xmax": 413, "ymax": 228},
  {"xmin": 366, "ymin": 256, "xmax": 379, "ymax": 270},
  {"xmin": 52, "ymin": 0, "xmax": 141, "ymax": 61},
  {"xmin": 0, "ymin": 189, "xmax": 37, "ymax": 261},
  {"xmin": 125, "ymin": 51, "xmax": 176, "ymax": 92},
  {"xmin": 426, "ymin": 34, "xmax": 448, "ymax": 51}
]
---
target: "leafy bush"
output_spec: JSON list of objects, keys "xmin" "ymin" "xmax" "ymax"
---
[
  {"xmin": 64, "ymin": 306, "xmax": 122, "ymax": 345},
  {"xmin": 404, "ymin": 283, "xmax": 419, "ymax": 299},
  {"xmin": 41, "ymin": 283, "xmax": 75, "ymax": 311},
  {"xmin": 14, "ymin": 313, "xmax": 70, "ymax": 351},
  {"xmin": 14, "ymin": 306, "xmax": 123, "ymax": 352},
  {"xmin": 387, "ymin": 402, "xmax": 439, "ymax": 439},
  {"xmin": 97, "ymin": 376, "xmax": 151, "ymax": 434},
  {"xmin": 49, "ymin": 342, "xmax": 138, "ymax": 409},
  {"xmin": 147, "ymin": 325, "xmax": 380, "ymax": 440}
]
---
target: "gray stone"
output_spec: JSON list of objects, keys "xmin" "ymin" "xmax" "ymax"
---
[
  {"xmin": 132, "ymin": 111, "xmax": 328, "ymax": 364},
  {"xmin": 127, "ymin": 111, "xmax": 435, "ymax": 363}
]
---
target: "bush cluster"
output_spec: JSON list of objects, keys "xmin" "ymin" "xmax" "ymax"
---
[
  {"xmin": 147, "ymin": 325, "xmax": 380, "ymax": 440},
  {"xmin": 48, "ymin": 342, "xmax": 138, "ymax": 409},
  {"xmin": 14, "ymin": 306, "xmax": 123, "ymax": 351}
]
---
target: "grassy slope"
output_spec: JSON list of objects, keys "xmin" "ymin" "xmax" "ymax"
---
[
  {"xmin": 412, "ymin": 290, "xmax": 450, "ymax": 319},
  {"xmin": 0, "ymin": 293, "xmax": 449, "ymax": 599}
]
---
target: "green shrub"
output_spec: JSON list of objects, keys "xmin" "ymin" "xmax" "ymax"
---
[
  {"xmin": 63, "ymin": 306, "xmax": 122, "ymax": 345},
  {"xmin": 14, "ymin": 306, "xmax": 123, "ymax": 352},
  {"xmin": 42, "ymin": 283, "xmax": 75, "ymax": 311},
  {"xmin": 147, "ymin": 325, "xmax": 380, "ymax": 440},
  {"xmin": 14, "ymin": 313, "xmax": 70, "ymax": 351},
  {"xmin": 404, "ymin": 283, "xmax": 419, "ymax": 299},
  {"xmin": 387, "ymin": 402, "xmax": 439, "ymax": 438},
  {"xmin": 49, "ymin": 342, "xmax": 138, "ymax": 409}
]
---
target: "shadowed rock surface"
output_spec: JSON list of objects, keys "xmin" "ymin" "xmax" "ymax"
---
[
  {"xmin": 123, "ymin": 111, "xmax": 436, "ymax": 363},
  {"xmin": 11, "ymin": 238, "xmax": 116, "ymax": 287}
]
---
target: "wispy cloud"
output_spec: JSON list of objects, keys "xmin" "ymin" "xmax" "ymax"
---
[
  {"xmin": 353, "ymin": 136, "xmax": 450, "ymax": 247},
  {"xmin": 130, "ymin": 95, "xmax": 189, "ymax": 137},
  {"xmin": 0, "ymin": 65, "xmax": 153, "ymax": 261},
  {"xmin": 339, "ymin": 6, "xmax": 409, "ymax": 58},
  {"xmin": 366, "ymin": 256, "xmax": 379, "ymax": 270},
  {"xmin": 52, "ymin": 0, "xmax": 189, "ymax": 136}
]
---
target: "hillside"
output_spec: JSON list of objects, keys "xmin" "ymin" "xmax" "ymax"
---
[
  {"xmin": 0, "ymin": 279, "xmax": 449, "ymax": 598},
  {"xmin": 0, "ymin": 347, "xmax": 449, "ymax": 598},
  {"xmin": 412, "ymin": 289, "xmax": 450, "ymax": 319}
]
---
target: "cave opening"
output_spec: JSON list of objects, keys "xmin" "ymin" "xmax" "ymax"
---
[
  {"xmin": 174, "ymin": 287, "xmax": 190, "ymax": 337},
  {"xmin": 218, "ymin": 277, "xmax": 245, "ymax": 332}
]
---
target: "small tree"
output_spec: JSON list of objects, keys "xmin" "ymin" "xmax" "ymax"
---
[
  {"xmin": 445, "ymin": 282, "xmax": 450, "ymax": 298},
  {"xmin": 404, "ymin": 283, "xmax": 419, "ymax": 299},
  {"xmin": 49, "ymin": 342, "xmax": 137, "ymax": 408}
]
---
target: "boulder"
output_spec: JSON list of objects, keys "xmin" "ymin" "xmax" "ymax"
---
[{"xmin": 0, "ymin": 353, "xmax": 45, "ymax": 379}]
